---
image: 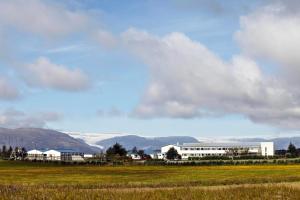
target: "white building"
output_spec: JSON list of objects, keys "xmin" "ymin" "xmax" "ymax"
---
[
  {"xmin": 129, "ymin": 154, "xmax": 142, "ymax": 160},
  {"xmin": 27, "ymin": 149, "xmax": 44, "ymax": 160},
  {"xmin": 150, "ymin": 153, "xmax": 164, "ymax": 159},
  {"xmin": 83, "ymin": 154, "xmax": 94, "ymax": 158},
  {"xmin": 260, "ymin": 142, "xmax": 275, "ymax": 157},
  {"xmin": 44, "ymin": 149, "xmax": 61, "ymax": 161},
  {"xmin": 27, "ymin": 149, "xmax": 85, "ymax": 161},
  {"xmin": 161, "ymin": 142, "xmax": 274, "ymax": 160},
  {"xmin": 150, "ymin": 150, "xmax": 165, "ymax": 159}
]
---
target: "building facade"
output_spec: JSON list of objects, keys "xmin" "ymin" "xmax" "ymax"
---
[
  {"xmin": 161, "ymin": 142, "xmax": 274, "ymax": 160},
  {"xmin": 27, "ymin": 149, "xmax": 85, "ymax": 161},
  {"xmin": 27, "ymin": 149, "xmax": 44, "ymax": 160}
]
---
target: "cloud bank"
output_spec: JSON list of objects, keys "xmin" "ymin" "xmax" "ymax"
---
[
  {"xmin": 1, "ymin": 0, "xmax": 300, "ymax": 132},
  {"xmin": 0, "ymin": 0, "xmax": 110, "ymax": 95},
  {"xmin": 22, "ymin": 57, "xmax": 90, "ymax": 91},
  {"xmin": 122, "ymin": 18, "xmax": 300, "ymax": 129},
  {"xmin": 0, "ymin": 108, "xmax": 62, "ymax": 128},
  {"xmin": 0, "ymin": 0, "xmax": 90, "ymax": 38}
]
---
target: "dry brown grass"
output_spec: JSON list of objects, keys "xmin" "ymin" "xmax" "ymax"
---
[
  {"xmin": 0, "ymin": 183, "xmax": 300, "ymax": 200},
  {"xmin": 1, "ymin": 160, "xmax": 300, "ymax": 199}
]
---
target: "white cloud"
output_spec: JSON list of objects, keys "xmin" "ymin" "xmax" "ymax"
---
[
  {"xmin": 22, "ymin": 57, "xmax": 90, "ymax": 91},
  {"xmin": 0, "ymin": 108, "xmax": 62, "ymax": 128},
  {"xmin": 236, "ymin": 5, "xmax": 300, "ymax": 65},
  {"xmin": 0, "ymin": 0, "xmax": 90, "ymax": 38},
  {"xmin": 92, "ymin": 30, "xmax": 118, "ymax": 48},
  {"xmin": 122, "ymin": 28, "xmax": 300, "ymax": 129},
  {"xmin": 0, "ymin": 0, "xmax": 112, "ymax": 94},
  {"xmin": 236, "ymin": 2, "xmax": 300, "ymax": 85},
  {"xmin": 0, "ymin": 77, "xmax": 20, "ymax": 100}
]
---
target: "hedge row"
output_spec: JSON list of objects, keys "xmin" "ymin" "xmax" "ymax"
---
[
  {"xmin": 187, "ymin": 155, "xmax": 287, "ymax": 161},
  {"xmin": 14, "ymin": 158, "xmax": 300, "ymax": 166},
  {"xmin": 163, "ymin": 159, "xmax": 300, "ymax": 166}
]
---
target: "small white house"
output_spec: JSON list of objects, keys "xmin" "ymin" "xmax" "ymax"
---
[
  {"xmin": 26, "ymin": 149, "xmax": 85, "ymax": 161},
  {"xmin": 150, "ymin": 152, "xmax": 164, "ymax": 159},
  {"xmin": 71, "ymin": 155, "xmax": 85, "ymax": 161},
  {"xmin": 27, "ymin": 149, "xmax": 44, "ymax": 160},
  {"xmin": 43, "ymin": 150, "xmax": 61, "ymax": 161},
  {"xmin": 83, "ymin": 154, "xmax": 93, "ymax": 158},
  {"xmin": 130, "ymin": 154, "xmax": 141, "ymax": 160}
]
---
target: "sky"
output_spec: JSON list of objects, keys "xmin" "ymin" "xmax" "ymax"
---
[{"xmin": 1, "ymin": 0, "xmax": 300, "ymax": 138}]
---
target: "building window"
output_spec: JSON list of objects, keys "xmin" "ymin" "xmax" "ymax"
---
[{"xmin": 265, "ymin": 147, "xmax": 267, "ymax": 156}]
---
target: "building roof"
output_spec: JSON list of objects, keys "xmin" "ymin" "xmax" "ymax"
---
[
  {"xmin": 29, "ymin": 149, "xmax": 82, "ymax": 154},
  {"xmin": 180, "ymin": 142, "xmax": 261, "ymax": 148},
  {"xmin": 54, "ymin": 149, "xmax": 79, "ymax": 153},
  {"xmin": 42, "ymin": 149, "xmax": 82, "ymax": 153},
  {"xmin": 27, "ymin": 149, "xmax": 44, "ymax": 154}
]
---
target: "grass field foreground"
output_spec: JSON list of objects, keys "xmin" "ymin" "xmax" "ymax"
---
[
  {"xmin": 1, "ymin": 160, "xmax": 300, "ymax": 199},
  {"xmin": 1, "ymin": 184, "xmax": 300, "ymax": 200}
]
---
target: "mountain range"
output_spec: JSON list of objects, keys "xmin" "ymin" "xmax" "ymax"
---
[
  {"xmin": 96, "ymin": 135, "xmax": 199, "ymax": 153},
  {"xmin": 95, "ymin": 135, "xmax": 300, "ymax": 152},
  {"xmin": 0, "ymin": 127, "xmax": 299, "ymax": 154},
  {"xmin": 0, "ymin": 128, "xmax": 99, "ymax": 153}
]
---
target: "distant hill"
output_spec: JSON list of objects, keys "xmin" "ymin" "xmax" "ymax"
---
[
  {"xmin": 96, "ymin": 134, "xmax": 300, "ymax": 152},
  {"xmin": 96, "ymin": 135, "xmax": 199, "ymax": 153},
  {"xmin": 0, "ymin": 128, "xmax": 100, "ymax": 153},
  {"xmin": 2, "ymin": 127, "xmax": 298, "ymax": 154}
]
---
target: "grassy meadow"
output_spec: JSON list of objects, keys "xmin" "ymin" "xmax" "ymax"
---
[{"xmin": 1, "ymin": 160, "xmax": 300, "ymax": 199}]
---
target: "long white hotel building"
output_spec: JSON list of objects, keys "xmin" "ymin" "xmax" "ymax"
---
[{"xmin": 161, "ymin": 142, "xmax": 274, "ymax": 160}]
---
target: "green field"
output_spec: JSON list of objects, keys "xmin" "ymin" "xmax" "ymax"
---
[{"xmin": 1, "ymin": 160, "xmax": 300, "ymax": 199}]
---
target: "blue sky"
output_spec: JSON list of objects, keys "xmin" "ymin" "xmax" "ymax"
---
[{"xmin": 1, "ymin": 0, "xmax": 300, "ymax": 137}]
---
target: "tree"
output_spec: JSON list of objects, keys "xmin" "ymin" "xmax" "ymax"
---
[
  {"xmin": 1, "ymin": 145, "xmax": 6, "ymax": 157},
  {"xmin": 7, "ymin": 146, "xmax": 13, "ymax": 158},
  {"xmin": 0, "ymin": 145, "xmax": 27, "ymax": 160},
  {"xmin": 287, "ymin": 142, "xmax": 297, "ymax": 157},
  {"xmin": 131, "ymin": 146, "xmax": 138, "ymax": 154},
  {"xmin": 106, "ymin": 143, "xmax": 127, "ymax": 158},
  {"xmin": 239, "ymin": 148, "xmax": 249, "ymax": 156},
  {"xmin": 166, "ymin": 147, "xmax": 180, "ymax": 160},
  {"xmin": 20, "ymin": 147, "xmax": 27, "ymax": 160},
  {"xmin": 226, "ymin": 147, "xmax": 239, "ymax": 157},
  {"xmin": 15, "ymin": 147, "xmax": 27, "ymax": 160},
  {"xmin": 137, "ymin": 150, "xmax": 145, "ymax": 157}
]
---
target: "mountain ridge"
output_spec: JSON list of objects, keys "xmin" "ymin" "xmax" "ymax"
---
[
  {"xmin": 96, "ymin": 135, "xmax": 199, "ymax": 153},
  {"xmin": 1, "ymin": 127, "xmax": 300, "ymax": 154},
  {"xmin": 0, "ymin": 127, "xmax": 100, "ymax": 153}
]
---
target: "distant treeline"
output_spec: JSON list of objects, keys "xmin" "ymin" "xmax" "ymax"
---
[
  {"xmin": 17, "ymin": 157, "xmax": 300, "ymax": 167},
  {"xmin": 0, "ymin": 145, "xmax": 27, "ymax": 160},
  {"xmin": 275, "ymin": 142, "xmax": 300, "ymax": 158}
]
